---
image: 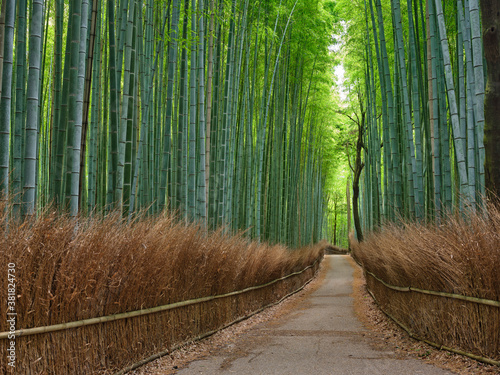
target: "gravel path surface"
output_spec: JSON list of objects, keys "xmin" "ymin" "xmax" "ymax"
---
[{"xmin": 174, "ymin": 255, "xmax": 455, "ymax": 375}]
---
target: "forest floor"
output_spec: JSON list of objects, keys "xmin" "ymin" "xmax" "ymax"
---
[{"xmin": 130, "ymin": 255, "xmax": 499, "ymax": 374}]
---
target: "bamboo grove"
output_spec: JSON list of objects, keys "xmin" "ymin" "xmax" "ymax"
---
[
  {"xmin": 342, "ymin": 0, "xmax": 487, "ymax": 232},
  {"xmin": 0, "ymin": 0, "xmax": 336, "ymax": 247}
]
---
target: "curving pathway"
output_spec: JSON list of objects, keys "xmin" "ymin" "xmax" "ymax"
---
[{"xmin": 175, "ymin": 255, "xmax": 455, "ymax": 375}]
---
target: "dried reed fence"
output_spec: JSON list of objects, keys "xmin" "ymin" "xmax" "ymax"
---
[
  {"xmin": 350, "ymin": 204, "xmax": 500, "ymax": 367},
  {"xmin": 0, "ymin": 206, "xmax": 325, "ymax": 374}
]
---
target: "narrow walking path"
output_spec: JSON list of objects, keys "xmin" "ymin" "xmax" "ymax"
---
[{"xmin": 176, "ymin": 255, "xmax": 455, "ymax": 374}]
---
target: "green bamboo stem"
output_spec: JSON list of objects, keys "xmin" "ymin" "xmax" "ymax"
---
[
  {"xmin": 428, "ymin": 0, "xmax": 441, "ymax": 219},
  {"xmin": 12, "ymin": 0, "xmax": 28, "ymax": 216},
  {"xmin": 434, "ymin": 0, "xmax": 469, "ymax": 204},
  {"xmin": 458, "ymin": 0, "xmax": 477, "ymax": 206},
  {"xmin": 187, "ymin": 0, "xmax": 197, "ymax": 221},
  {"xmin": 0, "ymin": 0, "xmax": 6, "ymax": 103},
  {"xmin": 468, "ymin": 0, "xmax": 485, "ymax": 197},
  {"xmin": 128, "ymin": 5, "xmax": 169, "ymax": 218},
  {"xmin": 0, "ymin": 0, "xmax": 15, "ymax": 200},
  {"xmin": 159, "ymin": 0, "xmax": 180, "ymax": 211},
  {"xmin": 197, "ymin": 0, "xmax": 207, "ymax": 223},
  {"xmin": 393, "ymin": 0, "xmax": 419, "ymax": 218},
  {"xmin": 22, "ymin": 0, "xmax": 44, "ymax": 217},
  {"xmin": 375, "ymin": 0, "xmax": 402, "ymax": 216}
]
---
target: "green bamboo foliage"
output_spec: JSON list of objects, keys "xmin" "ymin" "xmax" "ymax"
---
[
  {"xmin": 0, "ymin": 0, "xmax": 331, "ymax": 248},
  {"xmin": 359, "ymin": 0, "xmax": 487, "ymax": 231}
]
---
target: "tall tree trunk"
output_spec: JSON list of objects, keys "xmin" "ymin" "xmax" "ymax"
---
[
  {"xmin": 352, "ymin": 154, "xmax": 364, "ymax": 242},
  {"xmin": 333, "ymin": 198, "xmax": 337, "ymax": 245},
  {"xmin": 481, "ymin": 0, "xmax": 500, "ymax": 200},
  {"xmin": 352, "ymin": 97, "xmax": 365, "ymax": 242},
  {"xmin": 346, "ymin": 176, "xmax": 351, "ymax": 235}
]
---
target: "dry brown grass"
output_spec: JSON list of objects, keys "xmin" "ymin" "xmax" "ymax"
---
[
  {"xmin": 350, "ymin": 204, "xmax": 500, "ymax": 366},
  {"xmin": 0, "ymin": 204, "xmax": 325, "ymax": 374}
]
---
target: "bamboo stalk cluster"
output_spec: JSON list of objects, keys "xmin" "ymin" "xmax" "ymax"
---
[
  {"xmin": 0, "ymin": 0, "xmax": 335, "ymax": 247},
  {"xmin": 356, "ymin": 0, "xmax": 486, "ymax": 229}
]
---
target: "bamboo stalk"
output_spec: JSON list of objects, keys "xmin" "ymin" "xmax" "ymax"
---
[
  {"xmin": 12, "ymin": 0, "xmax": 28, "ymax": 216},
  {"xmin": 22, "ymin": 0, "xmax": 44, "ymax": 217}
]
